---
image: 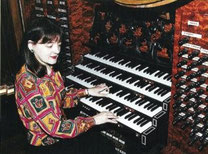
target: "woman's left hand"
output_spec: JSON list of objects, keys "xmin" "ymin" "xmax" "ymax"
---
[{"xmin": 87, "ymin": 83, "xmax": 110, "ymax": 97}]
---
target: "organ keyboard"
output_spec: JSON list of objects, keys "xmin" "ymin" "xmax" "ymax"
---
[
  {"xmin": 84, "ymin": 52, "xmax": 172, "ymax": 87},
  {"xmin": 66, "ymin": 51, "xmax": 171, "ymax": 151},
  {"xmin": 80, "ymin": 96, "xmax": 153, "ymax": 133}
]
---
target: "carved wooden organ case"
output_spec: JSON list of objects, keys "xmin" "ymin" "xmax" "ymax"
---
[{"xmin": 66, "ymin": 3, "xmax": 175, "ymax": 153}]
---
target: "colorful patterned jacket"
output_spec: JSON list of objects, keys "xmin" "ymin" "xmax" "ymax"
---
[{"xmin": 15, "ymin": 65, "xmax": 95, "ymax": 146}]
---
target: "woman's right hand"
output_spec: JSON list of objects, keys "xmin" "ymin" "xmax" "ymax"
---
[{"xmin": 93, "ymin": 111, "xmax": 118, "ymax": 125}]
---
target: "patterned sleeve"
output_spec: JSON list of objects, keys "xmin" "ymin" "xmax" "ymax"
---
[
  {"xmin": 55, "ymin": 71, "xmax": 87, "ymax": 108},
  {"xmin": 16, "ymin": 74, "xmax": 95, "ymax": 139},
  {"xmin": 63, "ymin": 88, "xmax": 87, "ymax": 108}
]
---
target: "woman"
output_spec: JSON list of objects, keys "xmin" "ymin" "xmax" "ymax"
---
[{"xmin": 15, "ymin": 17, "xmax": 118, "ymax": 154}]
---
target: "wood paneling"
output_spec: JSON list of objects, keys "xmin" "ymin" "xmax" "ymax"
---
[{"xmin": 8, "ymin": 0, "xmax": 23, "ymax": 51}]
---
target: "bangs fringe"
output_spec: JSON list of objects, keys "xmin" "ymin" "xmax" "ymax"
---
[{"xmin": 40, "ymin": 34, "xmax": 61, "ymax": 44}]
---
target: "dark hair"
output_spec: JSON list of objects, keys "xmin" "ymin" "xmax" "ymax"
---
[{"xmin": 20, "ymin": 17, "xmax": 63, "ymax": 78}]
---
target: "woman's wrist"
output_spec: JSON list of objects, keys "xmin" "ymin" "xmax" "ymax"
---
[{"xmin": 85, "ymin": 89, "xmax": 89, "ymax": 96}]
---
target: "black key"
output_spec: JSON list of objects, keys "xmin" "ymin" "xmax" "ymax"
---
[
  {"xmin": 106, "ymin": 103, "xmax": 115, "ymax": 109},
  {"xmin": 120, "ymin": 110, "xmax": 129, "ymax": 117},
  {"xmin": 124, "ymin": 112, "xmax": 133, "ymax": 119},
  {"xmin": 101, "ymin": 68, "xmax": 114, "ymax": 75},
  {"xmin": 145, "ymin": 84, "xmax": 153, "ymax": 90},
  {"xmin": 137, "ymin": 99, "xmax": 147, "ymax": 106},
  {"xmin": 144, "ymin": 102, "xmax": 153, "ymax": 109},
  {"xmin": 133, "ymin": 80, "xmax": 142, "ymax": 86},
  {"xmin": 163, "ymin": 73, "xmax": 171, "ymax": 80},
  {"xmin": 157, "ymin": 72, "xmax": 166, "ymax": 77},
  {"xmin": 136, "ymin": 118, "xmax": 146, "ymax": 125},
  {"xmin": 117, "ymin": 74, "xmax": 131, "ymax": 81},
  {"xmin": 126, "ymin": 61, "xmax": 140, "ymax": 68},
  {"xmin": 133, "ymin": 117, "xmax": 142, "ymax": 123},
  {"xmin": 136, "ymin": 65, "xmax": 147, "ymax": 71},
  {"xmin": 103, "ymin": 54, "xmax": 113, "ymax": 60},
  {"xmin": 154, "ymin": 87, "xmax": 162, "ymax": 94},
  {"xmin": 113, "ymin": 107, "xmax": 123, "ymax": 113},
  {"xmin": 118, "ymin": 59, "xmax": 128, "ymax": 65},
  {"xmin": 148, "ymin": 85, "xmax": 156, "ymax": 92},
  {"xmin": 157, "ymin": 89, "xmax": 166, "ymax": 95},
  {"xmin": 85, "ymin": 77, "xmax": 95, "ymax": 82},
  {"xmin": 128, "ymin": 114, "xmax": 137, "ymax": 120},
  {"xmin": 124, "ymin": 93, "xmax": 135, "ymax": 101},
  {"xmin": 150, "ymin": 105, "xmax": 159, "ymax": 111},
  {"xmin": 154, "ymin": 71, "xmax": 162, "ymax": 77},
  {"xmin": 160, "ymin": 89, "xmax": 168, "ymax": 96},
  {"xmin": 137, "ymin": 81, "xmax": 149, "ymax": 88},
  {"xmin": 109, "ymin": 56, "xmax": 122, "ymax": 63},
  {"xmin": 117, "ymin": 109, "xmax": 128, "ymax": 117},
  {"xmin": 134, "ymin": 118, "xmax": 144, "ymax": 124},
  {"xmin": 167, "ymin": 75, "xmax": 172, "ymax": 81},
  {"xmin": 140, "ymin": 120, "xmax": 149, "ymax": 127},
  {"xmin": 146, "ymin": 103, "xmax": 156, "ymax": 110},
  {"xmin": 117, "ymin": 91, "xmax": 128, "ymax": 97},
  {"xmin": 109, "ymin": 104, "xmax": 118, "ymax": 111},
  {"xmin": 135, "ymin": 98, "xmax": 144, "ymax": 105},
  {"xmin": 129, "ymin": 96, "xmax": 139, "ymax": 102}
]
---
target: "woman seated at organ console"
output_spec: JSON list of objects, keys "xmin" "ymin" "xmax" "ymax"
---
[{"xmin": 15, "ymin": 17, "xmax": 118, "ymax": 154}]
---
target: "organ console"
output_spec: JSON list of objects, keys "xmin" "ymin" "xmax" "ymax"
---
[
  {"xmin": 65, "ymin": 3, "xmax": 174, "ymax": 153},
  {"xmin": 66, "ymin": 54, "xmax": 171, "ymax": 153},
  {"xmin": 65, "ymin": 1, "xmax": 208, "ymax": 153}
]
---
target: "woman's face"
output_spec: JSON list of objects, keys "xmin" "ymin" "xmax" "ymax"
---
[{"xmin": 29, "ymin": 36, "xmax": 61, "ymax": 66}]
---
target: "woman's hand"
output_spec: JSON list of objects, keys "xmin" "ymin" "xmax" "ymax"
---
[
  {"xmin": 93, "ymin": 111, "xmax": 118, "ymax": 125},
  {"xmin": 87, "ymin": 83, "xmax": 110, "ymax": 97}
]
